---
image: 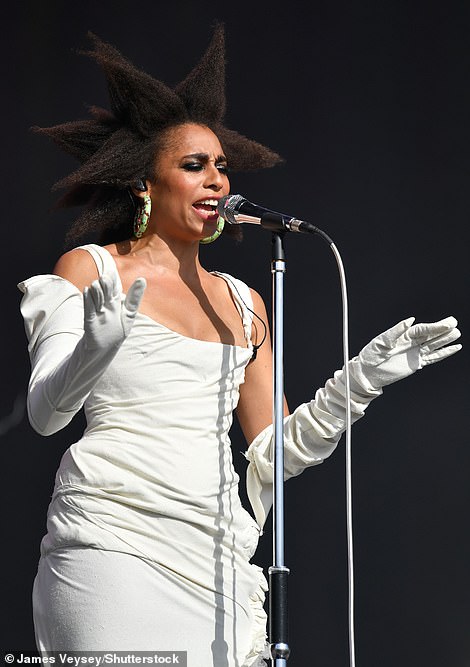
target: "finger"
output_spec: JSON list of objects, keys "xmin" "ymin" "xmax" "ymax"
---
[
  {"xmin": 407, "ymin": 316, "xmax": 458, "ymax": 342},
  {"xmin": 124, "ymin": 278, "xmax": 146, "ymax": 314},
  {"xmin": 99, "ymin": 273, "xmax": 119, "ymax": 304},
  {"xmin": 376, "ymin": 317, "xmax": 415, "ymax": 348},
  {"xmin": 88, "ymin": 280, "xmax": 104, "ymax": 313},
  {"xmin": 99, "ymin": 274, "xmax": 112, "ymax": 304},
  {"xmin": 421, "ymin": 327, "xmax": 461, "ymax": 353},
  {"xmin": 421, "ymin": 343, "xmax": 462, "ymax": 366},
  {"xmin": 83, "ymin": 286, "xmax": 95, "ymax": 322}
]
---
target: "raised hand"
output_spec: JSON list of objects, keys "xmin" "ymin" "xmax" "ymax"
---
[
  {"xmin": 83, "ymin": 273, "xmax": 146, "ymax": 351},
  {"xmin": 246, "ymin": 315, "xmax": 462, "ymax": 527},
  {"xmin": 350, "ymin": 316, "xmax": 462, "ymax": 390}
]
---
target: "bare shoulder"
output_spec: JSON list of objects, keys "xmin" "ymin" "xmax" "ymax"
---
[
  {"xmin": 249, "ymin": 287, "xmax": 268, "ymax": 314},
  {"xmin": 246, "ymin": 287, "xmax": 270, "ymax": 351},
  {"xmin": 52, "ymin": 248, "xmax": 99, "ymax": 293}
]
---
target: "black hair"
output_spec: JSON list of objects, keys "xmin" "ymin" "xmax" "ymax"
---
[{"xmin": 33, "ymin": 24, "xmax": 282, "ymax": 245}]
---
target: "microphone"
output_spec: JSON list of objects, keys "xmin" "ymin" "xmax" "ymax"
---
[{"xmin": 217, "ymin": 194, "xmax": 326, "ymax": 237}]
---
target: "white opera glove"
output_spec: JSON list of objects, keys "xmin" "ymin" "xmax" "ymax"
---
[
  {"xmin": 245, "ymin": 315, "xmax": 462, "ymax": 528},
  {"xmin": 28, "ymin": 273, "xmax": 146, "ymax": 436},
  {"xmin": 349, "ymin": 315, "xmax": 462, "ymax": 393},
  {"xmin": 82, "ymin": 273, "xmax": 146, "ymax": 351},
  {"xmin": 245, "ymin": 369, "xmax": 380, "ymax": 528}
]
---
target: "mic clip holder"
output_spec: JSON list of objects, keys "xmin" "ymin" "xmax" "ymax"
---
[
  {"xmin": 260, "ymin": 211, "xmax": 289, "ymax": 233},
  {"xmin": 262, "ymin": 212, "xmax": 332, "ymax": 241}
]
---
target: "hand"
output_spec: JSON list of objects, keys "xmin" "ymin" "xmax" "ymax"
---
[
  {"xmin": 83, "ymin": 273, "xmax": 146, "ymax": 351},
  {"xmin": 351, "ymin": 316, "xmax": 462, "ymax": 390}
]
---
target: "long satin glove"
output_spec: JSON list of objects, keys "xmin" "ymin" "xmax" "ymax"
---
[
  {"xmin": 349, "ymin": 315, "xmax": 461, "ymax": 391},
  {"xmin": 245, "ymin": 316, "xmax": 461, "ymax": 528},
  {"xmin": 27, "ymin": 273, "xmax": 146, "ymax": 436}
]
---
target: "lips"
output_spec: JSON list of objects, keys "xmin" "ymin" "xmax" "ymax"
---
[{"xmin": 192, "ymin": 198, "xmax": 220, "ymax": 221}]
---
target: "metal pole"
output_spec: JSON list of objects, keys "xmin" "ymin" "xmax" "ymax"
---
[{"xmin": 269, "ymin": 232, "xmax": 290, "ymax": 665}]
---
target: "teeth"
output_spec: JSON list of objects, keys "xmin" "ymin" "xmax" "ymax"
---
[{"xmin": 194, "ymin": 199, "xmax": 218, "ymax": 206}]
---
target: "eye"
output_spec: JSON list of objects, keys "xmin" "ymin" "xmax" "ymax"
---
[
  {"xmin": 216, "ymin": 163, "xmax": 229, "ymax": 174},
  {"xmin": 182, "ymin": 162, "xmax": 204, "ymax": 172}
]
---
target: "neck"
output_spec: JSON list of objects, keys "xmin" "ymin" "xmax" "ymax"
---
[{"xmin": 120, "ymin": 232, "xmax": 204, "ymax": 281}]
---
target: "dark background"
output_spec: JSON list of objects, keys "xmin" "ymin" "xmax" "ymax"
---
[{"xmin": 2, "ymin": 1, "xmax": 469, "ymax": 665}]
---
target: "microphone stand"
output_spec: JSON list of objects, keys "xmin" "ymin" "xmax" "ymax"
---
[
  {"xmin": 269, "ymin": 230, "xmax": 290, "ymax": 665},
  {"xmin": 219, "ymin": 199, "xmax": 338, "ymax": 665},
  {"xmin": 261, "ymin": 212, "xmax": 336, "ymax": 666}
]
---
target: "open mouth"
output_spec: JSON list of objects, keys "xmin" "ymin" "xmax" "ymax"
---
[{"xmin": 192, "ymin": 198, "xmax": 220, "ymax": 221}]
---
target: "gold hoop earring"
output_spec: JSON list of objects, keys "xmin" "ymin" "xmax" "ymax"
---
[
  {"xmin": 133, "ymin": 194, "xmax": 151, "ymax": 238},
  {"xmin": 200, "ymin": 216, "xmax": 225, "ymax": 244}
]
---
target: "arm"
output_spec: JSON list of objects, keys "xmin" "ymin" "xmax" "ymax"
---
[
  {"xmin": 22, "ymin": 251, "xmax": 146, "ymax": 436},
  {"xmin": 236, "ymin": 288, "xmax": 289, "ymax": 444},
  {"xmin": 238, "ymin": 307, "xmax": 461, "ymax": 528}
]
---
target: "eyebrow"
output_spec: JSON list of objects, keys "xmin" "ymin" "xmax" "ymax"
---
[{"xmin": 182, "ymin": 152, "xmax": 227, "ymax": 163}]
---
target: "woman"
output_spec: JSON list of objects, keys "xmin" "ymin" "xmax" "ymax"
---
[{"xmin": 19, "ymin": 27, "xmax": 461, "ymax": 666}]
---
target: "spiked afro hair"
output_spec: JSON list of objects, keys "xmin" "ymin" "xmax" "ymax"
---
[{"xmin": 34, "ymin": 24, "xmax": 282, "ymax": 245}]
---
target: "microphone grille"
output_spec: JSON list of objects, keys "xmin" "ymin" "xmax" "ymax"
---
[{"xmin": 217, "ymin": 194, "xmax": 245, "ymax": 224}]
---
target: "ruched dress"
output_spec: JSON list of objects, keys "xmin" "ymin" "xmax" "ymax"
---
[{"xmin": 19, "ymin": 244, "xmax": 271, "ymax": 666}]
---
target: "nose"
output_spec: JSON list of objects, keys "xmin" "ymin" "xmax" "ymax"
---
[{"xmin": 204, "ymin": 163, "xmax": 225, "ymax": 191}]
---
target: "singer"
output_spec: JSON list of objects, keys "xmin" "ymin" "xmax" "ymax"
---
[{"xmin": 18, "ymin": 26, "xmax": 461, "ymax": 667}]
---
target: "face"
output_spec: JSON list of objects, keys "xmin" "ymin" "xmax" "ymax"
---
[{"xmin": 145, "ymin": 123, "xmax": 230, "ymax": 242}]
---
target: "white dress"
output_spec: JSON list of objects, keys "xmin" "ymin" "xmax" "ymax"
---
[{"xmin": 19, "ymin": 244, "xmax": 270, "ymax": 666}]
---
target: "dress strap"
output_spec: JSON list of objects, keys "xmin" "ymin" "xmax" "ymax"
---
[
  {"xmin": 77, "ymin": 244, "xmax": 123, "ymax": 293},
  {"xmin": 211, "ymin": 271, "xmax": 254, "ymax": 348}
]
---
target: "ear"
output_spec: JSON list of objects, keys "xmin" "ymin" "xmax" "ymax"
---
[{"xmin": 131, "ymin": 179, "xmax": 149, "ymax": 197}]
